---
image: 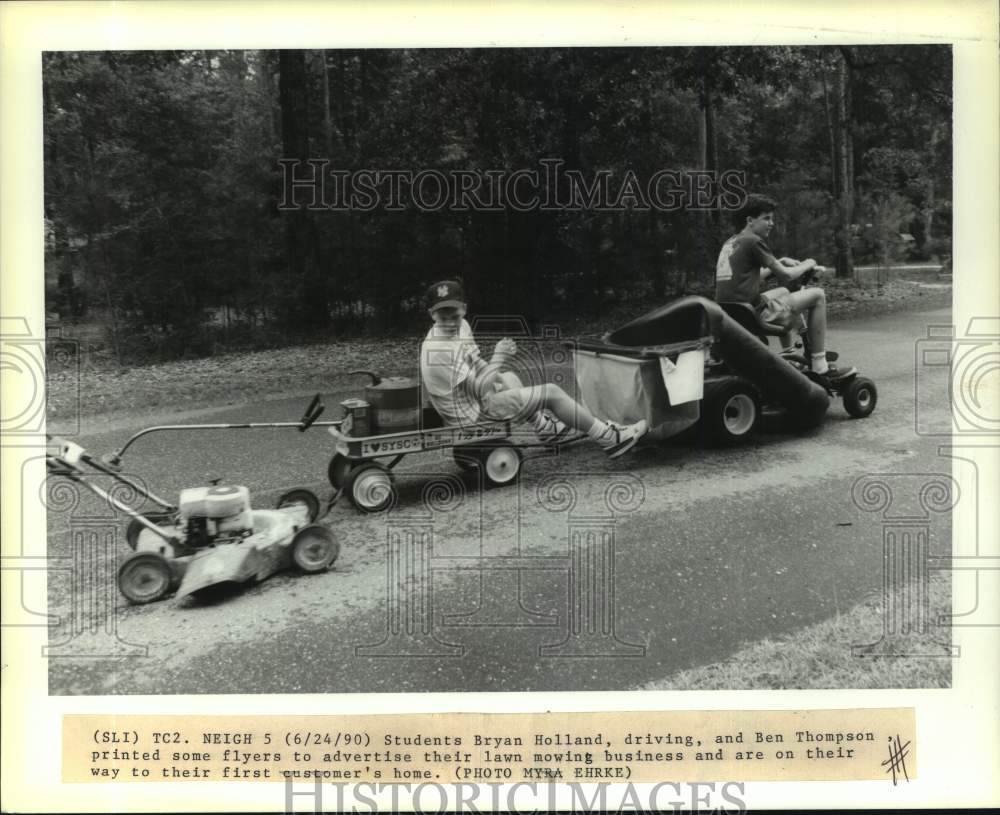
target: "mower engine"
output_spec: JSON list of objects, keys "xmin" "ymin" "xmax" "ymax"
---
[{"xmin": 178, "ymin": 485, "xmax": 254, "ymax": 549}]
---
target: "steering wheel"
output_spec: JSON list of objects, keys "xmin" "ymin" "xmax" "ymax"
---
[{"xmin": 788, "ymin": 264, "xmax": 823, "ymax": 293}]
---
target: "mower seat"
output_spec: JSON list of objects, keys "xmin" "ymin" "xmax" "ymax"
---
[{"xmin": 719, "ymin": 301, "xmax": 788, "ymax": 339}]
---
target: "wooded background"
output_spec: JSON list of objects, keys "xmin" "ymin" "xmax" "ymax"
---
[{"xmin": 43, "ymin": 46, "xmax": 951, "ymax": 362}]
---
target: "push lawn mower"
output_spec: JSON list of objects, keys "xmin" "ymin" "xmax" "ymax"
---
[{"xmin": 46, "ymin": 403, "xmax": 340, "ymax": 605}]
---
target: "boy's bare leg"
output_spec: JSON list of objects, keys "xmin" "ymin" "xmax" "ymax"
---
[
  {"xmin": 512, "ymin": 383, "xmax": 598, "ymax": 431},
  {"xmin": 786, "ymin": 288, "xmax": 827, "ymax": 354},
  {"xmin": 488, "ymin": 378, "xmax": 647, "ymax": 457}
]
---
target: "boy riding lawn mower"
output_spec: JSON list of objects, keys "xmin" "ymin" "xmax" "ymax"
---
[
  {"xmin": 602, "ymin": 284, "xmax": 878, "ymax": 447},
  {"xmin": 717, "ymin": 266, "xmax": 877, "ymax": 424},
  {"xmin": 46, "ymin": 417, "xmax": 339, "ymax": 605}
]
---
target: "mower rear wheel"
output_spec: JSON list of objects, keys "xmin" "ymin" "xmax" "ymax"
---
[
  {"xmin": 843, "ymin": 376, "xmax": 878, "ymax": 418},
  {"xmin": 699, "ymin": 378, "xmax": 761, "ymax": 446},
  {"xmin": 117, "ymin": 551, "xmax": 175, "ymax": 604},
  {"xmin": 291, "ymin": 525, "xmax": 340, "ymax": 573},
  {"xmin": 327, "ymin": 454, "xmax": 354, "ymax": 489},
  {"xmin": 125, "ymin": 512, "xmax": 175, "ymax": 551},
  {"xmin": 346, "ymin": 462, "xmax": 396, "ymax": 513},
  {"xmin": 276, "ymin": 488, "xmax": 321, "ymax": 523}
]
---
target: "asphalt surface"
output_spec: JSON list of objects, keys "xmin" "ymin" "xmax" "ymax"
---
[{"xmin": 46, "ymin": 306, "xmax": 953, "ymax": 694}]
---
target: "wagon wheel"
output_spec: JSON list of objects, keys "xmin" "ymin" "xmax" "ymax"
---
[
  {"xmin": 291, "ymin": 524, "xmax": 340, "ymax": 573},
  {"xmin": 117, "ymin": 551, "xmax": 176, "ymax": 605},
  {"xmin": 345, "ymin": 462, "xmax": 397, "ymax": 513},
  {"xmin": 276, "ymin": 488, "xmax": 321, "ymax": 523},
  {"xmin": 452, "ymin": 446, "xmax": 479, "ymax": 471},
  {"xmin": 327, "ymin": 453, "xmax": 355, "ymax": 489},
  {"xmin": 699, "ymin": 377, "xmax": 761, "ymax": 446},
  {"xmin": 843, "ymin": 376, "xmax": 878, "ymax": 418},
  {"xmin": 478, "ymin": 442, "xmax": 523, "ymax": 487}
]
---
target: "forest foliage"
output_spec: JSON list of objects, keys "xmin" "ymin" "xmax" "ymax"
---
[{"xmin": 43, "ymin": 46, "xmax": 952, "ymax": 361}]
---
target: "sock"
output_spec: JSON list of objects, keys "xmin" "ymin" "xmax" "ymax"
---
[
  {"xmin": 811, "ymin": 352, "xmax": 829, "ymax": 375},
  {"xmin": 587, "ymin": 418, "xmax": 611, "ymax": 441}
]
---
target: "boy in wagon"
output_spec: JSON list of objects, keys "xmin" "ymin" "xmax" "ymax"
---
[{"xmin": 420, "ymin": 279, "xmax": 648, "ymax": 458}]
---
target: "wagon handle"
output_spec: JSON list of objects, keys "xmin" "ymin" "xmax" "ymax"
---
[
  {"xmin": 349, "ymin": 369, "xmax": 382, "ymax": 386},
  {"xmin": 298, "ymin": 394, "xmax": 325, "ymax": 432}
]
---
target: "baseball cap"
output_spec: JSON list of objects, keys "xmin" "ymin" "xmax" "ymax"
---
[{"xmin": 426, "ymin": 279, "xmax": 465, "ymax": 312}]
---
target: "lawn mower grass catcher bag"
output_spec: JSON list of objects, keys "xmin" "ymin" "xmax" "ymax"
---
[{"xmin": 571, "ymin": 338, "xmax": 710, "ymax": 443}]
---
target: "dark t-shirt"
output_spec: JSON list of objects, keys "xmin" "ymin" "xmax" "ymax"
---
[{"xmin": 715, "ymin": 229, "xmax": 775, "ymax": 305}]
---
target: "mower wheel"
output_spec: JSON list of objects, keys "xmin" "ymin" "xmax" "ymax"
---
[
  {"xmin": 125, "ymin": 513, "xmax": 177, "ymax": 551},
  {"xmin": 699, "ymin": 378, "xmax": 761, "ymax": 446},
  {"xmin": 345, "ymin": 463, "xmax": 396, "ymax": 513},
  {"xmin": 277, "ymin": 488, "xmax": 321, "ymax": 523},
  {"xmin": 117, "ymin": 551, "xmax": 176, "ymax": 605},
  {"xmin": 843, "ymin": 376, "xmax": 878, "ymax": 418},
  {"xmin": 327, "ymin": 453, "xmax": 354, "ymax": 489},
  {"xmin": 291, "ymin": 524, "xmax": 340, "ymax": 573}
]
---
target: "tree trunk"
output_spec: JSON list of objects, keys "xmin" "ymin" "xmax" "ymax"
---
[
  {"xmin": 923, "ymin": 124, "xmax": 941, "ymax": 250},
  {"xmin": 697, "ymin": 78, "xmax": 720, "ymax": 287},
  {"xmin": 821, "ymin": 63, "xmax": 837, "ymax": 197},
  {"xmin": 319, "ymin": 50, "xmax": 334, "ymax": 158},
  {"xmin": 833, "ymin": 49, "xmax": 855, "ymax": 280},
  {"xmin": 278, "ymin": 49, "xmax": 327, "ymax": 329},
  {"xmin": 697, "ymin": 100, "xmax": 708, "ymax": 171}
]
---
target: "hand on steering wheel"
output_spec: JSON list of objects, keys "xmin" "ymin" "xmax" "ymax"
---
[{"xmin": 797, "ymin": 263, "xmax": 819, "ymax": 287}]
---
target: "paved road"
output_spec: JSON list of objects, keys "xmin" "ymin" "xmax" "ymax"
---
[{"xmin": 46, "ymin": 307, "xmax": 953, "ymax": 694}]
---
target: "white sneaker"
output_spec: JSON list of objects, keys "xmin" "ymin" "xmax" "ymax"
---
[
  {"xmin": 534, "ymin": 412, "xmax": 574, "ymax": 445},
  {"xmin": 600, "ymin": 419, "xmax": 648, "ymax": 458}
]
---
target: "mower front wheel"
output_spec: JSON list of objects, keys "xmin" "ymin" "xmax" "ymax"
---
[
  {"xmin": 843, "ymin": 376, "xmax": 878, "ymax": 418},
  {"xmin": 117, "ymin": 551, "xmax": 176, "ymax": 605},
  {"xmin": 291, "ymin": 525, "xmax": 340, "ymax": 573}
]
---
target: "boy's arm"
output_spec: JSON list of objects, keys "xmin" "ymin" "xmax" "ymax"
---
[
  {"xmin": 763, "ymin": 253, "xmax": 816, "ymax": 285},
  {"xmin": 467, "ymin": 339, "xmax": 516, "ymax": 400},
  {"xmin": 761, "ymin": 257, "xmax": 800, "ymax": 281}
]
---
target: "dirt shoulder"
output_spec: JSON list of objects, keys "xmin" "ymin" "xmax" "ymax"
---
[{"xmin": 46, "ymin": 279, "xmax": 951, "ymax": 426}]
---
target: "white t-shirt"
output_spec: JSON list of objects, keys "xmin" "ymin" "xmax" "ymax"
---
[{"xmin": 420, "ymin": 319, "xmax": 483, "ymax": 425}]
